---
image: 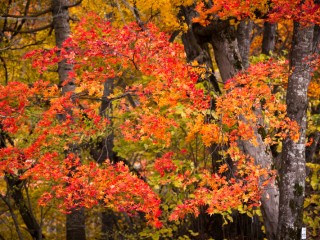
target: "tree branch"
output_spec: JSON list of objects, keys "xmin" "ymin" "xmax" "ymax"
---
[
  {"xmin": 66, "ymin": 0, "xmax": 83, "ymax": 8},
  {"xmin": 0, "ymin": 7, "xmax": 52, "ymax": 20},
  {"xmin": 4, "ymin": 23, "xmax": 53, "ymax": 34},
  {"xmin": 12, "ymin": 0, "xmax": 32, "ymax": 37}
]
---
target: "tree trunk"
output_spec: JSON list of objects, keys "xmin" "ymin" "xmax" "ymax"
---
[
  {"xmin": 180, "ymin": 6, "xmax": 220, "ymax": 92},
  {"xmin": 0, "ymin": 194, "xmax": 24, "ymax": 240},
  {"xmin": 181, "ymin": 16, "xmax": 278, "ymax": 238},
  {"xmin": 52, "ymin": 1, "xmax": 86, "ymax": 239},
  {"xmin": 237, "ymin": 19, "xmax": 253, "ymax": 69},
  {"xmin": 262, "ymin": 22, "xmax": 276, "ymax": 55},
  {"xmin": 313, "ymin": 24, "xmax": 320, "ymax": 53},
  {"xmin": 210, "ymin": 20, "xmax": 243, "ymax": 82},
  {"xmin": 66, "ymin": 208, "xmax": 86, "ymax": 240},
  {"xmin": 210, "ymin": 21, "xmax": 279, "ymax": 238},
  {"xmin": 52, "ymin": 0, "xmax": 74, "ymax": 92},
  {"xmin": 99, "ymin": 78, "xmax": 116, "ymax": 239},
  {"xmin": 100, "ymin": 210, "xmax": 118, "ymax": 240},
  {"xmin": 277, "ymin": 22, "xmax": 314, "ymax": 240},
  {"xmin": 238, "ymin": 127, "xmax": 279, "ymax": 239}
]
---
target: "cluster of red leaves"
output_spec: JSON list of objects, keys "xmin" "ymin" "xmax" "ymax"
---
[
  {"xmin": 148, "ymin": 143, "xmax": 271, "ymax": 222},
  {"xmin": 23, "ymin": 155, "xmax": 162, "ymax": 227},
  {"xmin": 0, "ymin": 80, "xmax": 108, "ymax": 174},
  {"xmin": 0, "ymin": 82, "xmax": 29, "ymax": 133},
  {"xmin": 1, "ymin": 13, "xmax": 301, "ymax": 228},
  {"xmin": 169, "ymin": 155, "xmax": 270, "ymax": 220},
  {"xmin": 194, "ymin": 0, "xmax": 320, "ymax": 26},
  {"xmin": 0, "ymin": 14, "xmax": 211, "ymax": 228},
  {"xmin": 186, "ymin": 60, "xmax": 299, "ymax": 149},
  {"xmin": 166, "ymin": 60, "xmax": 297, "ymax": 221},
  {"xmin": 216, "ymin": 60, "xmax": 300, "ymax": 145},
  {"xmin": 268, "ymin": 0, "xmax": 320, "ymax": 24},
  {"xmin": 26, "ymin": 14, "xmax": 209, "ymax": 147},
  {"xmin": 154, "ymin": 152, "xmax": 177, "ymax": 177}
]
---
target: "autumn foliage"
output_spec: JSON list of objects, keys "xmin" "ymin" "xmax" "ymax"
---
[
  {"xmin": 0, "ymin": 11, "xmax": 305, "ymax": 235},
  {"xmin": 194, "ymin": 0, "xmax": 320, "ymax": 25}
]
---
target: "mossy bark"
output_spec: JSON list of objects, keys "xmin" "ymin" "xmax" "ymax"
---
[{"xmin": 277, "ymin": 21, "xmax": 314, "ymax": 240}]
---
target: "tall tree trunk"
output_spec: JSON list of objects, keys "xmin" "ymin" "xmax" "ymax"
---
[
  {"xmin": 98, "ymin": 78, "xmax": 116, "ymax": 240},
  {"xmin": 51, "ymin": 1, "xmax": 86, "ymax": 239},
  {"xmin": 262, "ymin": 22, "xmax": 276, "ymax": 55},
  {"xmin": 210, "ymin": 21, "xmax": 279, "ymax": 239},
  {"xmin": 52, "ymin": 0, "xmax": 74, "ymax": 92},
  {"xmin": 100, "ymin": 210, "xmax": 117, "ymax": 240},
  {"xmin": 210, "ymin": 21, "xmax": 243, "ymax": 82},
  {"xmin": 180, "ymin": 6, "xmax": 220, "ymax": 92},
  {"xmin": 237, "ymin": 19, "xmax": 253, "ymax": 69},
  {"xmin": 181, "ymin": 16, "xmax": 278, "ymax": 238},
  {"xmin": 238, "ymin": 127, "xmax": 279, "ymax": 240},
  {"xmin": 277, "ymin": 22, "xmax": 314, "ymax": 240},
  {"xmin": 66, "ymin": 208, "xmax": 86, "ymax": 240}
]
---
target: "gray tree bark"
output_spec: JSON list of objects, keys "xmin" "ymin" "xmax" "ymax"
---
[
  {"xmin": 262, "ymin": 22, "xmax": 276, "ymax": 55},
  {"xmin": 180, "ymin": 6, "xmax": 220, "ymax": 93},
  {"xmin": 181, "ymin": 16, "xmax": 279, "ymax": 238},
  {"xmin": 52, "ymin": 0, "xmax": 74, "ymax": 92},
  {"xmin": 51, "ymin": 1, "xmax": 86, "ymax": 240},
  {"xmin": 209, "ymin": 20, "xmax": 279, "ymax": 239},
  {"xmin": 277, "ymin": 22, "xmax": 314, "ymax": 240},
  {"xmin": 238, "ymin": 126, "xmax": 279, "ymax": 240},
  {"xmin": 237, "ymin": 20, "xmax": 253, "ymax": 69},
  {"xmin": 210, "ymin": 20, "xmax": 243, "ymax": 82}
]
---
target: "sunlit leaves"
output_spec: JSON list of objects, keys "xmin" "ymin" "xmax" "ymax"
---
[
  {"xmin": 216, "ymin": 60, "xmax": 299, "ymax": 146},
  {"xmin": 0, "ymin": 82, "xmax": 29, "ymax": 133},
  {"xmin": 31, "ymin": 158, "xmax": 163, "ymax": 228},
  {"xmin": 194, "ymin": 0, "xmax": 320, "ymax": 26},
  {"xmin": 169, "ymin": 157, "xmax": 269, "ymax": 221},
  {"xmin": 0, "ymin": 11, "xmax": 304, "ymax": 233}
]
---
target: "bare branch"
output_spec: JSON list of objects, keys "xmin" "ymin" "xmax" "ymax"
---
[
  {"xmin": 4, "ymin": 23, "xmax": 53, "ymax": 34},
  {"xmin": 120, "ymin": 0, "xmax": 144, "ymax": 28},
  {"xmin": 66, "ymin": 0, "xmax": 83, "ymax": 8},
  {"xmin": 0, "ymin": 45, "xmax": 12, "ymax": 52},
  {"xmin": 12, "ymin": 0, "xmax": 32, "ymax": 37},
  {"xmin": 28, "ymin": 7, "xmax": 52, "ymax": 17},
  {"xmin": 10, "ymin": 40, "xmax": 46, "ymax": 51},
  {"xmin": 0, "ymin": 16, "xmax": 49, "ymax": 21},
  {"xmin": 1, "ymin": 7, "xmax": 52, "ymax": 20}
]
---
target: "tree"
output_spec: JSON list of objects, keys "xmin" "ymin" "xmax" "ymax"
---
[{"xmin": 278, "ymin": 20, "xmax": 314, "ymax": 240}]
